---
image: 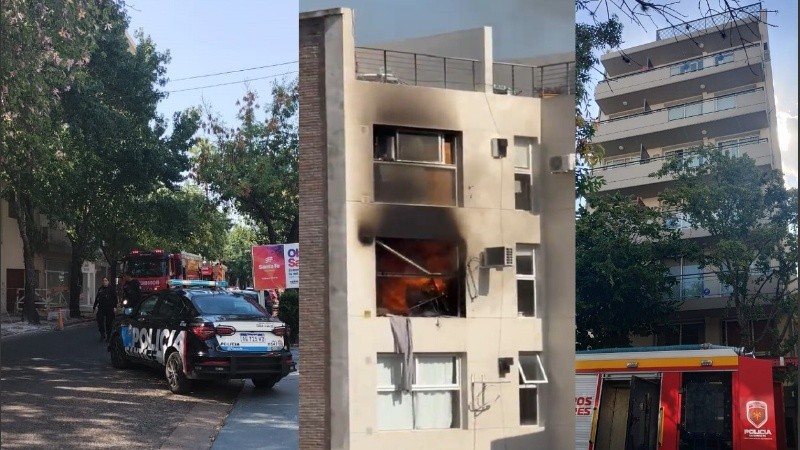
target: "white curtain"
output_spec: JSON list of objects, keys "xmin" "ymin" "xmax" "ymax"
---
[
  {"xmin": 414, "ymin": 391, "xmax": 454, "ymax": 429},
  {"xmin": 415, "ymin": 355, "xmax": 455, "ymax": 385},
  {"xmin": 377, "ymin": 391, "xmax": 414, "ymax": 430}
]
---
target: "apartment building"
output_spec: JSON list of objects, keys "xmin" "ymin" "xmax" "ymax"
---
[
  {"xmin": 1, "ymin": 198, "xmax": 110, "ymax": 317},
  {"xmin": 591, "ymin": 4, "xmax": 785, "ymax": 352},
  {"xmin": 299, "ymin": 8, "xmax": 575, "ymax": 450}
]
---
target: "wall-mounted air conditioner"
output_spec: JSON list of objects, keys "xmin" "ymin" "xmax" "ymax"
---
[
  {"xmin": 549, "ymin": 153, "xmax": 576, "ymax": 173},
  {"xmin": 480, "ymin": 247, "xmax": 513, "ymax": 268},
  {"xmin": 491, "ymin": 138, "xmax": 508, "ymax": 158}
]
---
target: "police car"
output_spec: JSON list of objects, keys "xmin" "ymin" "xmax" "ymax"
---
[{"xmin": 107, "ymin": 279, "xmax": 295, "ymax": 394}]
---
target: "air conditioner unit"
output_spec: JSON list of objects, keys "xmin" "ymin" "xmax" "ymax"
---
[
  {"xmin": 491, "ymin": 138, "xmax": 508, "ymax": 158},
  {"xmin": 480, "ymin": 247, "xmax": 513, "ymax": 268},
  {"xmin": 549, "ymin": 153, "xmax": 576, "ymax": 173}
]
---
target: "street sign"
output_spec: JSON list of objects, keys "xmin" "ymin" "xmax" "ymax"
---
[{"xmin": 81, "ymin": 262, "xmax": 95, "ymax": 274}]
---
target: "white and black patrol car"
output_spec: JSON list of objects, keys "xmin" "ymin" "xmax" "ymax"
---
[{"xmin": 107, "ymin": 280, "xmax": 295, "ymax": 394}]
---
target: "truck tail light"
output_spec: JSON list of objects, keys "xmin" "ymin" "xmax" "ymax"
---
[
  {"xmin": 191, "ymin": 324, "xmax": 216, "ymax": 340},
  {"xmin": 270, "ymin": 327, "xmax": 286, "ymax": 337},
  {"xmin": 215, "ymin": 325, "xmax": 236, "ymax": 336}
]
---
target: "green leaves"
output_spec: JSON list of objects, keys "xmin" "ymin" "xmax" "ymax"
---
[{"xmin": 193, "ymin": 79, "xmax": 299, "ymax": 245}]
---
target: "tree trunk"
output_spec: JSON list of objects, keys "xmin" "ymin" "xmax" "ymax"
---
[
  {"xmin": 286, "ymin": 214, "xmax": 299, "ymax": 244},
  {"xmin": 68, "ymin": 244, "xmax": 84, "ymax": 318},
  {"xmin": 11, "ymin": 194, "xmax": 41, "ymax": 324}
]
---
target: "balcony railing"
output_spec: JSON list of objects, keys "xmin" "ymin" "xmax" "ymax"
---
[
  {"xmin": 601, "ymin": 44, "xmax": 760, "ymax": 83},
  {"xmin": 492, "ymin": 61, "xmax": 575, "ymax": 98},
  {"xmin": 598, "ymin": 86, "xmax": 764, "ymax": 124},
  {"xmin": 656, "ymin": 3, "xmax": 762, "ymax": 41},
  {"xmin": 355, "ymin": 47, "xmax": 481, "ymax": 92},
  {"xmin": 666, "ymin": 267, "xmax": 775, "ymax": 301},
  {"xmin": 354, "ymin": 47, "xmax": 575, "ymax": 98},
  {"xmin": 593, "ymin": 138, "xmax": 768, "ymax": 172}
]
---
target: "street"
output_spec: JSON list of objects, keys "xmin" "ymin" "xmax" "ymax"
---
[{"xmin": 0, "ymin": 323, "xmax": 240, "ymax": 449}]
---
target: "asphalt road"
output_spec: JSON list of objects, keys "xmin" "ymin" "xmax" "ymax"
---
[{"xmin": 0, "ymin": 322, "xmax": 242, "ymax": 450}]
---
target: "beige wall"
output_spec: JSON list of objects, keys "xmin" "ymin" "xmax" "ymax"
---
[{"xmin": 319, "ymin": 9, "xmax": 576, "ymax": 449}]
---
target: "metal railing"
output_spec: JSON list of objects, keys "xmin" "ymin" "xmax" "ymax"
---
[
  {"xmin": 666, "ymin": 267, "xmax": 775, "ymax": 301},
  {"xmin": 492, "ymin": 61, "xmax": 575, "ymax": 98},
  {"xmin": 354, "ymin": 47, "xmax": 481, "ymax": 92},
  {"xmin": 602, "ymin": 43, "xmax": 760, "ymax": 83},
  {"xmin": 598, "ymin": 86, "xmax": 763, "ymax": 124},
  {"xmin": 593, "ymin": 138, "xmax": 768, "ymax": 172},
  {"xmin": 656, "ymin": 3, "xmax": 762, "ymax": 40},
  {"xmin": 354, "ymin": 46, "xmax": 575, "ymax": 98}
]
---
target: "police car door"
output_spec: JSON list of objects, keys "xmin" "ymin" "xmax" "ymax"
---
[
  {"xmin": 120, "ymin": 294, "xmax": 160, "ymax": 361},
  {"xmin": 149, "ymin": 293, "xmax": 187, "ymax": 365}
]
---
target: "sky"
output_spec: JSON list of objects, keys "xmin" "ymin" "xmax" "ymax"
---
[
  {"xmin": 126, "ymin": 1, "xmax": 299, "ymax": 129},
  {"xmin": 126, "ymin": 1, "xmax": 795, "ymax": 189},
  {"xmin": 577, "ymin": 0, "xmax": 798, "ymax": 188}
]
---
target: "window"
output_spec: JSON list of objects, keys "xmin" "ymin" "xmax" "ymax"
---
[
  {"xmin": 725, "ymin": 319, "xmax": 775, "ymax": 353},
  {"xmin": 376, "ymin": 354, "xmax": 461, "ymax": 430},
  {"xmin": 373, "ymin": 126, "xmax": 459, "ymax": 206},
  {"xmin": 135, "ymin": 295, "xmax": 159, "ymax": 317},
  {"xmin": 656, "ymin": 322, "xmax": 705, "ymax": 345},
  {"xmin": 714, "ymin": 51, "xmax": 734, "ymax": 66},
  {"xmin": 518, "ymin": 353, "xmax": 548, "ymax": 425},
  {"xmin": 718, "ymin": 135, "xmax": 759, "ymax": 156},
  {"xmin": 714, "ymin": 95, "xmax": 736, "ymax": 112},
  {"xmin": 375, "ymin": 238, "xmax": 463, "ymax": 317},
  {"xmin": 513, "ymin": 137, "xmax": 536, "ymax": 211},
  {"xmin": 516, "ymin": 244, "xmax": 536, "ymax": 317}
]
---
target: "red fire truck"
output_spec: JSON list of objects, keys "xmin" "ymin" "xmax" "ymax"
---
[
  {"xmin": 575, "ymin": 345, "xmax": 789, "ymax": 450},
  {"xmin": 200, "ymin": 260, "xmax": 227, "ymax": 282},
  {"xmin": 120, "ymin": 249, "xmax": 204, "ymax": 294}
]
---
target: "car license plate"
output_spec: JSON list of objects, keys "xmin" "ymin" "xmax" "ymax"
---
[{"xmin": 240, "ymin": 332, "xmax": 266, "ymax": 343}]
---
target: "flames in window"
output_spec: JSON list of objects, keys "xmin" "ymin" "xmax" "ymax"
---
[{"xmin": 375, "ymin": 238, "xmax": 463, "ymax": 317}]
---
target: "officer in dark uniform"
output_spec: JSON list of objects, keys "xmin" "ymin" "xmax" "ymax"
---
[
  {"xmin": 93, "ymin": 277, "xmax": 117, "ymax": 342},
  {"xmin": 122, "ymin": 273, "xmax": 142, "ymax": 309}
]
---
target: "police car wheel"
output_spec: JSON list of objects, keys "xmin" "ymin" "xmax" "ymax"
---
[
  {"xmin": 165, "ymin": 352, "xmax": 192, "ymax": 394},
  {"xmin": 110, "ymin": 335, "xmax": 129, "ymax": 369},
  {"xmin": 251, "ymin": 375, "xmax": 279, "ymax": 389}
]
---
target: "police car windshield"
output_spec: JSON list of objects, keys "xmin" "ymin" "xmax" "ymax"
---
[{"xmin": 190, "ymin": 294, "xmax": 269, "ymax": 317}]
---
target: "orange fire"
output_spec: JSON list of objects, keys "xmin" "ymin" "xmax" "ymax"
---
[{"xmin": 376, "ymin": 239, "xmax": 456, "ymax": 316}]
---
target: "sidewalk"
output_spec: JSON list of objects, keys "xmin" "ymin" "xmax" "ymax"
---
[
  {"xmin": 1, "ymin": 310, "xmax": 94, "ymax": 339},
  {"xmin": 211, "ymin": 349, "xmax": 299, "ymax": 450}
]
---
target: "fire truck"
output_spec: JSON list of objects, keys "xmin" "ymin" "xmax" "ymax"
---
[
  {"xmin": 120, "ymin": 249, "xmax": 205, "ymax": 294},
  {"xmin": 200, "ymin": 260, "xmax": 227, "ymax": 282},
  {"xmin": 575, "ymin": 345, "xmax": 790, "ymax": 450}
]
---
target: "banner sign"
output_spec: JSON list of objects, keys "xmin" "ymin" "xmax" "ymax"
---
[{"xmin": 252, "ymin": 243, "xmax": 299, "ymax": 290}]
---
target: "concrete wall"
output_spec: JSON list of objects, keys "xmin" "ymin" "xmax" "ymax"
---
[{"xmin": 301, "ymin": 8, "xmax": 576, "ymax": 450}]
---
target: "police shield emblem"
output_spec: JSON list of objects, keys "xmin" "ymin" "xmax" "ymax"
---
[{"xmin": 746, "ymin": 400, "xmax": 768, "ymax": 429}]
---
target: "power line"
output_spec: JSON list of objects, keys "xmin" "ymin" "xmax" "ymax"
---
[
  {"xmin": 166, "ymin": 70, "xmax": 298, "ymax": 94},
  {"xmin": 169, "ymin": 60, "xmax": 298, "ymax": 82}
]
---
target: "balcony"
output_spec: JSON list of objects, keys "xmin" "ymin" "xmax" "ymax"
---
[
  {"xmin": 669, "ymin": 267, "xmax": 778, "ymax": 312},
  {"xmin": 595, "ymin": 138, "xmax": 772, "ymax": 192},
  {"xmin": 354, "ymin": 47, "xmax": 575, "ymax": 98},
  {"xmin": 492, "ymin": 61, "xmax": 575, "ymax": 98},
  {"xmin": 594, "ymin": 87, "xmax": 768, "ymax": 152},
  {"xmin": 656, "ymin": 3, "xmax": 762, "ymax": 41},
  {"xmin": 596, "ymin": 44, "xmax": 764, "ymax": 115}
]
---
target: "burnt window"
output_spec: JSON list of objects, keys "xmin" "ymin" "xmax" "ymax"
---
[
  {"xmin": 375, "ymin": 238, "xmax": 464, "ymax": 317},
  {"xmin": 373, "ymin": 126, "xmax": 460, "ymax": 207}
]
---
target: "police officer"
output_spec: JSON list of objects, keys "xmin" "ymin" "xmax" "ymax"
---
[
  {"xmin": 93, "ymin": 277, "xmax": 117, "ymax": 342},
  {"xmin": 122, "ymin": 273, "xmax": 142, "ymax": 309}
]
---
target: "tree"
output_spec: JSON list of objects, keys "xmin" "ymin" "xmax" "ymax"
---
[
  {"xmin": 654, "ymin": 148, "xmax": 798, "ymax": 355},
  {"xmin": 193, "ymin": 80, "xmax": 299, "ymax": 245},
  {"xmin": 278, "ymin": 289, "xmax": 299, "ymax": 344},
  {"xmin": 224, "ymin": 224, "xmax": 259, "ymax": 288},
  {"xmin": 576, "ymin": 191, "xmax": 686, "ymax": 349},
  {"xmin": 137, "ymin": 185, "xmax": 231, "ymax": 260},
  {"xmin": 1, "ymin": 0, "xmax": 117, "ymax": 323}
]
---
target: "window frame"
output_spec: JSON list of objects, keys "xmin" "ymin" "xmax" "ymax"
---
[
  {"xmin": 518, "ymin": 353, "xmax": 548, "ymax": 426},
  {"xmin": 375, "ymin": 353, "xmax": 463, "ymax": 431},
  {"xmin": 513, "ymin": 139, "xmax": 533, "ymax": 211},
  {"xmin": 515, "ymin": 244, "xmax": 537, "ymax": 317}
]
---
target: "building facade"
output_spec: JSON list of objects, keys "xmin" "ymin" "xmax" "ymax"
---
[
  {"xmin": 1, "ymin": 198, "xmax": 109, "ymax": 317},
  {"xmin": 299, "ymin": 8, "xmax": 576, "ymax": 450},
  {"xmin": 591, "ymin": 4, "xmax": 787, "ymax": 352}
]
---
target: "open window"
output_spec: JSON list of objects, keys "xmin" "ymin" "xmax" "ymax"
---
[
  {"xmin": 373, "ymin": 126, "xmax": 460, "ymax": 207},
  {"xmin": 375, "ymin": 238, "xmax": 464, "ymax": 317},
  {"xmin": 518, "ymin": 353, "xmax": 548, "ymax": 425}
]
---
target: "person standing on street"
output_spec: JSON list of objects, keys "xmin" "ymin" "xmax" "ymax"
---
[
  {"xmin": 122, "ymin": 273, "xmax": 142, "ymax": 309},
  {"xmin": 93, "ymin": 277, "xmax": 117, "ymax": 342}
]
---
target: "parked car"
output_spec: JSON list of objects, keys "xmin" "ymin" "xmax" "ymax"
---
[{"xmin": 107, "ymin": 281, "xmax": 295, "ymax": 394}]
